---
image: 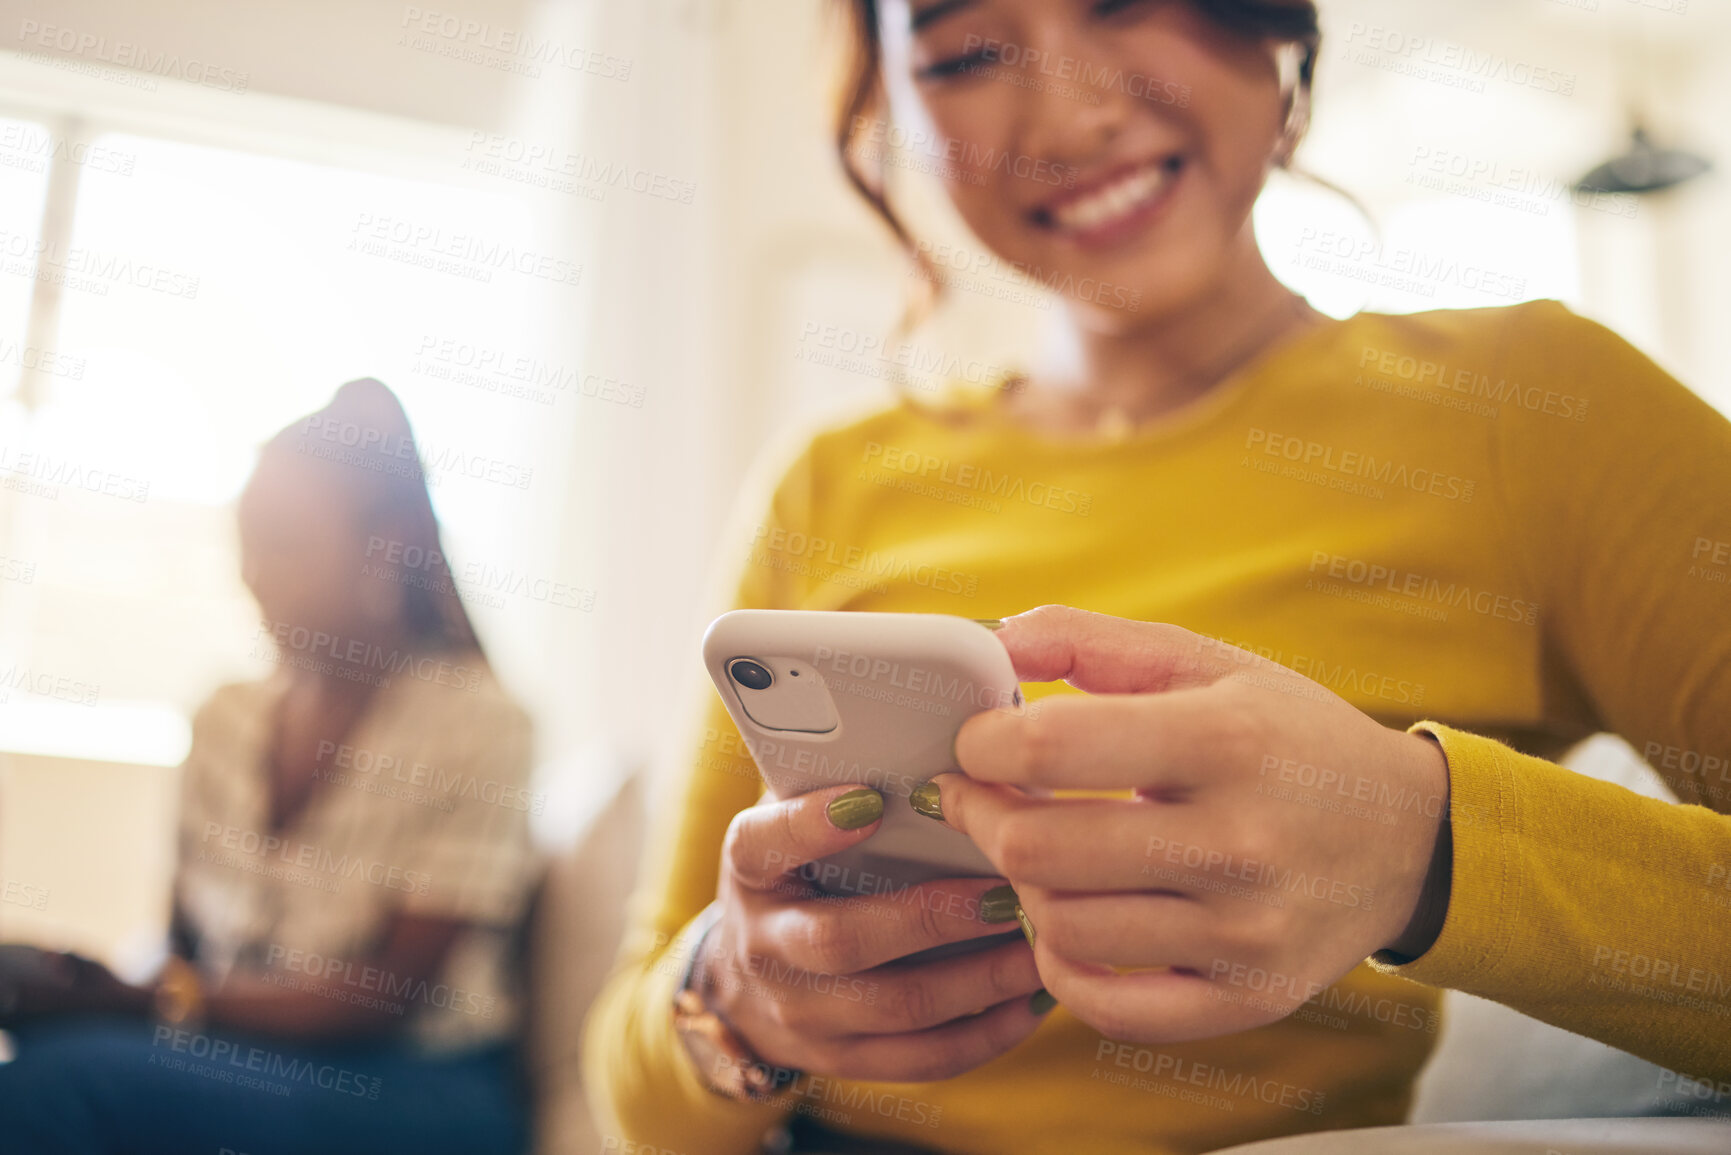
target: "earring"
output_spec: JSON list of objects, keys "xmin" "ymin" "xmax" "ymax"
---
[
  {"xmin": 1273, "ymin": 42, "xmax": 1308, "ymax": 168},
  {"xmin": 1275, "ymin": 89, "xmax": 1308, "ymax": 168}
]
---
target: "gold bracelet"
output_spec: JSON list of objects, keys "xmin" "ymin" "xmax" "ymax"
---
[{"xmin": 670, "ymin": 904, "xmax": 802, "ymax": 1104}]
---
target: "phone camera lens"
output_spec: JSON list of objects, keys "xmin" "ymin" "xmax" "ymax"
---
[{"xmin": 729, "ymin": 658, "xmax": 774, "ymax": 691}]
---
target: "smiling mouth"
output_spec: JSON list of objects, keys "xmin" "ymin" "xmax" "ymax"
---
[{"xmin": 1035, "ymin": 155, "xmax": 1186, "ymax": 238}]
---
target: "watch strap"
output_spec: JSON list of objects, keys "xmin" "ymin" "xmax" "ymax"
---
[{"xmin": 677, "ymin": 900, "xmax": 727, "ymax": 998}]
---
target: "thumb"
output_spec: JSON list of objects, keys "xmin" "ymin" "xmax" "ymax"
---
[
  {"xmin": 995, "ymin": 605, "xmax": 1241, "ymax": 694},
  {"xmin": 724, "ymin": 783, "xmax": 885, "ymax": 891}
]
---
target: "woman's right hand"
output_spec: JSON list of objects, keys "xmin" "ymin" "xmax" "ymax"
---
[{"xmin": 688, "ymin": 783, "xmax": 1049, "ymax": 1083}]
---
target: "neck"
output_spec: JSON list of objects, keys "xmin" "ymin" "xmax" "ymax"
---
[{"xmin": 1044, "ymin": 239, "xmax": 1319, "ymax": 426}]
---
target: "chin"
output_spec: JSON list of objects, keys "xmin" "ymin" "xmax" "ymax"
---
[{"xmin": 1056, "ymin": 248, "xmax": 1227, "ymax": 332}]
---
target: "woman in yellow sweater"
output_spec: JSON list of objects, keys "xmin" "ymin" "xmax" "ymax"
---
[{"xmin": 584, "ymin": 1, "xmax": 1731, "ymax": 1152}]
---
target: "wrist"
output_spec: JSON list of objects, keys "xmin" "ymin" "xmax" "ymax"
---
[
  {"xmin": 150, "ymin": 956, "xmax": 207, "ymax": 1028},
  {"xmin": 1381, "ymin": 734, "xmax": 1454, "ymax": 961},
  {"xmin": 1383, "ymin": 818, "xmax": 1453, "ymax": 960},
  {"xmin": 670, "ymin": 904, "xmax": 800, "ymax": 1104},
  {"xmin": 675, "ymin": 902, "xmax": 726, "ymax": 1007}
]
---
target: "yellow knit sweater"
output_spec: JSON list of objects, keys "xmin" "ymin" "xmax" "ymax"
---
[{"xmin": 583, "ymin": 300, "xmax": 1731, "ymax": 1154}]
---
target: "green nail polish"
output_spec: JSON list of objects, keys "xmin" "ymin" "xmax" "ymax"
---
[
  {"xmin": 971, "ymin": 618, "xmax": 1005, "ymax": 631},
  {"xmin": 979, "ymin": 885, "xmax": 1019, "ymax": 924},
  {"xmin": 1029, "ymin": 989, "xmax": 1057, "ymax": 1015},
  {"xmin": 1014, "ymin": 904, "xmax": 1037, "ymax": 947},
  {"xmin": 827, "ymin": 788, "xmax": 884, "ymax": 831},
  {"xmin": 910, "ymin": 780, "xmax": 944, "ymax": 821}
]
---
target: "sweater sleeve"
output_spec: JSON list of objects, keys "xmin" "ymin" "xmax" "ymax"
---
[
  {"xmin": 1376, "ymin": 724, "xmax": 1731, "ymax": 1078},
  {"xmin": 580, "ymin": 441, "xmax": 820, "ymax": 1152},
  {"xmin": 1373, "ymin": 303, "xmax": 1731, "ymax": 1080}
]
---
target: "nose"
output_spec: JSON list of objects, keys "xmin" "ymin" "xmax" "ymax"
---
[{"xmin": 1008, "ymin": 21, "xmax": 1138, "ymax": 178}]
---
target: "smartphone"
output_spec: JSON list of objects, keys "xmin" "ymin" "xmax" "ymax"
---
[{"xmin": 704, "ymin": 610, "xmax": 1022, "ymax": 893}]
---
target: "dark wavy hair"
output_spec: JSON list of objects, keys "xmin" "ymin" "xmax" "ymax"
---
[
  {"xmin": 265, "ymin": 377, "xmax": 486, "ymax": 659},
  {"xmin": 833, "ymin": 0, "xmax": 1322, "ymax": 318}
]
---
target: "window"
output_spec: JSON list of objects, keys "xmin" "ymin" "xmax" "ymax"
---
[
  {"xmin": 0, "ymin": 122, "xmax": 578, "ymax": 764},
  {"xmin": 0, "ymin": 118, "xmax": 53, "ymax": 397},
  {"xmin": 1258, "ymin": 169, "xmax": 1582, "ymax": 320}
]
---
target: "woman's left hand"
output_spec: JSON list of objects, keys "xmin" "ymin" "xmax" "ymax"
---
[
  {"xmin": 918, "ymin": 605, "xmax": 1452, "ymax": 1045},
  {"xmin": 0, "ymin": 946, "xmax": 148, "ymax": 1025}
]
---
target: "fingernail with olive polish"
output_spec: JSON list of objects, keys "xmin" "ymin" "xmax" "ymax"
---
[
  {"xmin": 979, "ymin": 885, "xmax": 1019, "ymax": 924},
  {"xmin": 827, "ymin": 788, "xmax": 884, "ymax": 831},
  {"xmin": 1014, "ymin": 904, "xmax": 1037, "ymax": 947},
  {"xmin": 1029, "ymin": 989, "xmax": 1057, "ymax": 1015},
  {"xmin": 972, "ymin": 618, "xmax": 1005, "ymax": 631},
  {"xmin": 910, "ymin": 780, "xmax": 944, "ymax": 821}
]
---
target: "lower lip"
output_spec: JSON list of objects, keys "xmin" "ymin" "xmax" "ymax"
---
[{"xmin": 1049, "ymin": 164, "xmax": 1184, "ymax": 252}]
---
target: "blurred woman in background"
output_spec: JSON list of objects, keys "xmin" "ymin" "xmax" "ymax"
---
[
  {"xmin": 0, "ymin": 378, "xmax": 536, "ymax": 1155},
  {"xmin": 585, "ymin": 1, "xmax": 1731, "ymax": 1153}
]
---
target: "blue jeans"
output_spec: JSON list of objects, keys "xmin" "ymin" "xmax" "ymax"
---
[{"xmin": 0, "ymin": 1018, "xmax": 529, "ymax": 1155}]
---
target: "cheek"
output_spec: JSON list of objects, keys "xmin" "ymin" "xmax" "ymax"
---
[
  {"xmin": 1187, "ymin": 155, "xmax": 1268, "ymax": 248},
  {"xmin": 923, "ymin": 106, "xmax": 1017, "ymax": 219},
  {"xmin": 264, "ymin": 553, "xmax": 352, "ymax": 616},
  {"xmin": 1201, "ymin": 101, "xmax": 1284, "ymax": 200},
  {"xmin": 316, "ymin": 554, "xmax": 363, "ymax": 605},
  {"xmin": 944, "ymin": 178, "xmax": 1023, "ymax": 252}
]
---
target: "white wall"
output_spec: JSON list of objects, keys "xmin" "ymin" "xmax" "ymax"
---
[
  {"xmin": 0, "ymin": 0, "xmax": 539, "ymax": 129},
  {"xmin": 0, "ymin": 0, "xmax": 1725, "ymax": 912},
  {"xmin": 1307, "ymin": 0, "xmax": 1731, "ymax": 402}
]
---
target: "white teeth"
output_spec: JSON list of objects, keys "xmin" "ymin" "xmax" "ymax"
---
[{"xmin": 1051, "ymin": 161, "xmax": 1176, "ymax": 233}]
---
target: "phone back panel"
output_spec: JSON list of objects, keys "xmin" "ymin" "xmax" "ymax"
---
[{"xmin": 703, "ymin": 610, "xmax": 1020, "ymax": 888}]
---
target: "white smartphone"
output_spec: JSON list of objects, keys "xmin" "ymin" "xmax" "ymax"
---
[{"xmin": 703, "ymin": 610, "xmax": 1022, "ymax": 893}]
